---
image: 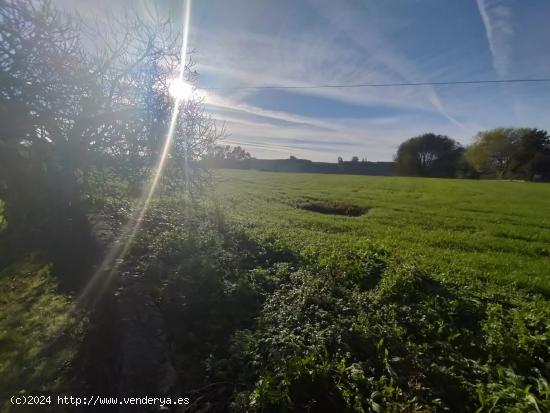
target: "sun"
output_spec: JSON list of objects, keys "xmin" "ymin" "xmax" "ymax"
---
[{"xmin": 168, "ymin": 78, "xmax": 193, "ymax": 101}]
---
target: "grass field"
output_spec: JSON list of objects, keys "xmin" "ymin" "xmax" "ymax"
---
[
  {"xmin": 205, "ymin": 170, "xmax": 550, "ymax": 411},
  {"xmin": 2, "ymin": 171, "xmax": 550, "ymax": 411},
  {"xmin": 213, "ymin": 169, "xmax": 550, "ymax": 293}
]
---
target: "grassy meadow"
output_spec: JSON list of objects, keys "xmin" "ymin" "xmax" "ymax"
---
[
  {"xmin": 213, "ymin": 169, "xmax": 550, "ymax": 293},
  {"xmin": 201, "ymin": 170, "xmax": 550, "ymax": 411},
  {"xmin": 2, "ymin": 170, "xmax": 550, "ymax": 412},
  {"xmin": 4, "ymin": 1, "xmax": 550, "ymax": 410}
]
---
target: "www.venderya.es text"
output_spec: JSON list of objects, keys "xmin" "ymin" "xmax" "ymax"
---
[{"xmin": 10, "ymin": 395, "xmax": 190, "ymax": 407}]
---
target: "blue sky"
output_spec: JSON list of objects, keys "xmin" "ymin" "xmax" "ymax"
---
[
  {"xmin": 187, "ymin": 0, "xmax": 550, "ymax": 161},
  {"xmin": 59, "ymin": 0, "xmax": 550, "ymax": 161}
]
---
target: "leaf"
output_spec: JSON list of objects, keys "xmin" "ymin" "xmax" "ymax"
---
[
  {"xmin": 525, "ymin": 394, "xmax": 541, "ymax": 413},
  {"xmin": 371, "ymin": 400, "xmax": 383, "ymax": 413}
]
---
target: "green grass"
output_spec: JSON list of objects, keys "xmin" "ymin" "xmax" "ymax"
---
[
  {"xmin": 1, "ymin": 172, "xmax": 549, "ymax": 411},
  {"xmin": 206, "ymin": 170, "xmax": 550, "ymax": 410},
  {"xmin": 0, "ymin": 259, "xmax": 84, "ymax": 412},
  {"xmin": 212, "ymin": 170, "xmax": 550, "ymax": 293}
]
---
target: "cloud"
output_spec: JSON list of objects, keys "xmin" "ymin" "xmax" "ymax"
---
[
  {"xmin": 49, "ymin": 0, "xmax": 550, "ymax": 161},
  {"xmin": 476, "ymin": 0, "xmax": 514, "ymax": 77},
  {"xmin": 206, "ymin": 93, "xmax": 338, "ymax": 132},
  {"xmin": 193, "ymin": 24, "xmax": 462, "ymax": 122},
  {"xmin": 188, "ymin": 0, "xmax": 477, "ymax": 160},
  {"xmin": 205, "ymin": 91, "xmax": 478, "ymax": 162}
]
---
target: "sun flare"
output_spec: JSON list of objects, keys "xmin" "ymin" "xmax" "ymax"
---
[{"xmin": 168, "ymin": 78, "xmax": 193, "ymax": 101}]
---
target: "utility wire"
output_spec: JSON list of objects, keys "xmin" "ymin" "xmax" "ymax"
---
[{"xmin": 202, "ymin": 78, "xmax": 550, "ymax": 91}]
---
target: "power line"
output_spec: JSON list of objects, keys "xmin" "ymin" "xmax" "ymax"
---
[{"xmin": 202, "ymin": 78, "xmax": 550, "ymax": 91}]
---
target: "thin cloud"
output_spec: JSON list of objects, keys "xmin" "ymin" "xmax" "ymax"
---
[
  {"xmin": 191, "ymin": 20, "xmax": 468, "ymax": 160},
  {"xmin": 192, "ymin": 22, "xmax": 463, "ymax": 122},
  {"xmin": 476, "ymin": 0, "xmax": 514, "ymax": 77},
  {"xmin": 207, "ymin": 94, "xmax": 476, "ymax": 162},
  {"xmin": 53, "ymin": 0, "xmax": 550, "ymax": 160}
]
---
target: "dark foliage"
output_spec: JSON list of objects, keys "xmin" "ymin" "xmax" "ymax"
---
[
  {"xmin": 0, "ymin": 0, "xmax": 221, "ymax": 280},
  {"xmin": 395, "ymin": 133, "xmax": 464, "ymax": 177},
  {"xmin": 207, "ymin": 145, "xmax": 252, "ymax": 162}
]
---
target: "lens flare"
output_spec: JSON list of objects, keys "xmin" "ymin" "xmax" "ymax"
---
[
  {"xmin": 77, "ymin": 0, "xmax": 193, "ymax": 307},
  {"xmin": 168, "ymin": 78, "xmax": 192, "ymax": 100}
]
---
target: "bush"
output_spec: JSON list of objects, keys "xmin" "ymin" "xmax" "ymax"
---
[{"xmin": 228, "ymin": 258, "xmax": 550, "ymax": 412}]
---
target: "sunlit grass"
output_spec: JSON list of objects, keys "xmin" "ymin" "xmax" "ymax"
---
[
  {"xmin": 0, "ymin": 260, "xmax": 85, "ymax": 412},
  {"xmin": 213, "ymin": 170, "xmax": 550, "ymax": 293}
]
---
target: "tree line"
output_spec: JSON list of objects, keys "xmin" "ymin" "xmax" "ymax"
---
[{"xmin": 394, "ymin": 129, "xmax": 550, "ymax": 181}]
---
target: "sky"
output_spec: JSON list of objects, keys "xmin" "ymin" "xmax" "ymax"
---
[{"xmin": 57, "ymin": 0, "xmax": 550, "ymax": 161}]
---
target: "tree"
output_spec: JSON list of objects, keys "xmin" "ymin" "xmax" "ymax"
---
[
  {"xmin": 465, "ymin": 129, "xmax": 515, "ymax": 179},
  {"xmin": 509, "ymin": 129, "xmax": 550, "ymax": 180},
  {"xmin": 0, "ymin": 0, "xmax": 89, "ymax": 256},
  {"xmin": 0, "ymin": 0, "xmax": 222, "ymax": 263},
  {"xmin": 395, "ymin": 133, "xmax": 463, "ymax": 177},
  {"xmin": 79, "ymin": 4, "xmax": 223, "ymax": 196},
  {"xmin": 226, "ymin": 146, "xmax": 251, "ymax": 161},
  {"xmin": 465, "ymin": 128, "xmax": 550, "ymax": 180},
  {"xmin": 207, "ymin": 145, "xmax": 250, "ymax": 161},
  {"xmin": 337, "ymin": 156, "xmax": 343, "ymax": 164},
  {"xmin": 208, "ymin": 145, "xmax": 231, "ymax": 160},
  {"xmin": 351, "ymin": 156, "xmax": 359, "ymax": 163}
]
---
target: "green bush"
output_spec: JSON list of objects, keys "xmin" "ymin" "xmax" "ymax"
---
[{"xmin": 227, "ymin": 257, "xmax": 550, "ymax": 412}]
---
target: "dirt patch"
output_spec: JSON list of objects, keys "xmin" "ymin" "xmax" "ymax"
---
[{"xmin": 299, "ymin": 201, "xmax": 367, "ymax": 217}]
